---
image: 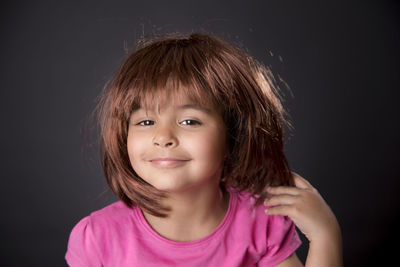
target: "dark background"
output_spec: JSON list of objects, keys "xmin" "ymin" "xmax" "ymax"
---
[{"xmin": 1, "ymin": 0, "xmax": 399, "ymax": 266}]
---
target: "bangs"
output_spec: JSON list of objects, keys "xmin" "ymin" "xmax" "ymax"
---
[
  {"xmin": 117, "ymin": 37, "xmax": 223, "ymax": 119},
  {"xmin": 132, "ymin": 78, "xmax": 216, "ymax": 114}
]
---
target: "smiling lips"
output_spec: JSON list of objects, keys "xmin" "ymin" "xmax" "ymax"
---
[{"xmin": 149, "ymin": 158, "xmax": 190, "ymax": 168}]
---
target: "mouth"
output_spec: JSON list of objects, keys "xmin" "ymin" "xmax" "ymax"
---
[{"xmin": 149, "ymin": 158, "xmax": 190, "ymax": 168}]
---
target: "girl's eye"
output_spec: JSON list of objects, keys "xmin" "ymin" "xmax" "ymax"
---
[
  {"xmin": 180, "ymin": 119, "xmax": 201, "ymax": 126},
  {"xmin": 137, "ymin": 120, "xmax": 154, "ymax": 126}
]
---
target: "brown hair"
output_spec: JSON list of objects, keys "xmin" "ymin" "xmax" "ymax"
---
[{"xmin": 94, "ymin": 32, "xmax": 294, "ymax": 217}]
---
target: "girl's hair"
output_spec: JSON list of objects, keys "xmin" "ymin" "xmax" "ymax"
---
[{"xmin": 94, "ymin": 32, "xmax": 293, "ymax": 217}]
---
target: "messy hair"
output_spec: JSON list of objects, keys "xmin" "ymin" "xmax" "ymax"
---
[{"xmin": 94, "ymin": 32, "xmax": 294, "ymax": 217}]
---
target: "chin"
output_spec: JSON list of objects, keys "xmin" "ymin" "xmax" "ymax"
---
[
  {"xmin": 154, "ymin": 183, "xmax": 190, "ymax": 193},
  {"xmin": 150, "ymin": 179, "xmax": 197, "ymax": 193}
]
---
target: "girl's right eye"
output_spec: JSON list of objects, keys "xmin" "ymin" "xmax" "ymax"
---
[{"xmin": 136, "ymin": 120, "xmax": 154, "ymax": 126}]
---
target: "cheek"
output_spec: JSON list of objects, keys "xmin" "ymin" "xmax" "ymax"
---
[
  {"xmin": 190, "ymin": 132, "xmax": 226, "ymax": 163},
  {"xmin": 127, "ymin": 132, "xmax": 146, "ymax": 163}
]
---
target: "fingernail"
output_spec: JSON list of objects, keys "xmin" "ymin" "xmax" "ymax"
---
[{"xmin": 264, "ymin": 208, "xmax": 269, "ymax": 214}]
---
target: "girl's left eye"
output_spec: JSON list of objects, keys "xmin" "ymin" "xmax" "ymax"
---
[{"xmin": 180, "ymin": 119, "xmax": 201, "ymax": 126}]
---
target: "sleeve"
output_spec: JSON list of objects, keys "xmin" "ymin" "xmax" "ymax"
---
[
  {"xmin": 257, "ymin": 215, "xmax": 302, "ymax": 266},
  {"xmin": 65, "ymin": 216, "xmax": 103, "ymax": 267}
]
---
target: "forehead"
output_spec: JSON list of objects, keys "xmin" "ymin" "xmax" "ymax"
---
[{"xmin": 134, "ymin": 85, "xmax": 217, "ymax": 113}]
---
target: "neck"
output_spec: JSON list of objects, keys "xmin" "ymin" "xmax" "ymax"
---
[{"xmin": 141, "ymin": 182, "xmax": 230, "ymax": 242}]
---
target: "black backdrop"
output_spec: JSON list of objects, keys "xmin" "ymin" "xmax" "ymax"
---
[{"xmin": 1, "ymin": 0, "xmax": 399, "ymax": 266}]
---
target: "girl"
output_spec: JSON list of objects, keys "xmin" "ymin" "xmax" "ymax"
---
[{"xmin": 66, "ymin": 33, "xmax": 342, "ymax": 266}]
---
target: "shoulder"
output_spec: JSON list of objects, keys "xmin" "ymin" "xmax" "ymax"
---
[
  {"xmin": 70, "ymin": 201, "xmax": 133, "ymax": 238},
  {"xmin": 88, "ymin": 201, "xmax": 132, "ymax": 225},
  {"xmin": 65, "ymin": 201, "xmax": 133, "ymax": 265},
  {"xmin": 67, "ymin": 201, "xmax": 131, "ymax": 236},
  {"xmin": 227, "ymin": 187, "xmax": 302, "ymax": 265},
  {"xmin": 231, "ymin": 187, "xmax": 299, "ymax": 241},
  {"xmin": 227, "ymin": 187, "xmax": 268, "ymax": 223}
]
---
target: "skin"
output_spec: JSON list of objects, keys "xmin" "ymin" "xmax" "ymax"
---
[
  {"xmin": 266, "ymin": 172, "xmax": 343, "ymax": 267},
  {"xmin": 127, "ymin": 91, "xmax": 342, "ymax": 266},
  {"xmin": 127, "ymin": 92, "xmax": 230, "ymax": 241}
]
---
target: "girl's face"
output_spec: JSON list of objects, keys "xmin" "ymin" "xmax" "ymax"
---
[{"xmin": 127, "ymin": 91, "xmax": 227, "ymax": 193}]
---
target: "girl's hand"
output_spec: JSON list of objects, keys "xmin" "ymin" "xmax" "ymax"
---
[{"xmin": 264, "ymin": 172, "xmax": 341, "ymax": 243}]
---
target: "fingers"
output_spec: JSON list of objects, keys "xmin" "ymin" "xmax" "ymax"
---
[
  {"xmin": 264, "ymin": 194, "xmax": 299, "ymax": 207},
  {"xmin": 264, "ymin": 172, "xmax": 314, "ymax": 218},
  {"xmin": 266, "ymin": 172, "xmax": 313, "ymax": 195},
  {"xmin": 291, "ymin": 172, "xmax": 313, "ymax": 190},
  {"xmin": 264, "ymin": 204, "xmax": 295, "ymax": 217},
  {"xmin": 267, "ymin": 186, "xmax": 301, "ymax": 196},
  {"xmin": 263, "ymin": 172, "xmax": 312, "ymax": 217},
  {"xmin": 263, "ymin": 194, "xmax": 299, "ymax": 217}
]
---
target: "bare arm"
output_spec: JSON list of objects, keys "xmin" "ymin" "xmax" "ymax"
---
[
  {"xmin": 274, "ymin": 253, "xmax": 303, "ymax": 267},
  {"xmin": 304, "ymin": 225, "xmax": 342, "ymax": 267},
  {"xmin": 264, "ymin": 172, "xmax": 343, "ymax": 267}
]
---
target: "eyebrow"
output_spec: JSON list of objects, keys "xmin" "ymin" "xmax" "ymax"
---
[
  {"xmin": 177, "ymin": 104, "xmax": 212, "ymax": 114},
  {"xmin": 132, "ymin": 104, "xmax": 212, "ymax": 114}
]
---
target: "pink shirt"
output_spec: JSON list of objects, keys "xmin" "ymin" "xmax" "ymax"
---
[{"xmin": 66, "ymin": 188, "xmax": 301, "ymax": 266}]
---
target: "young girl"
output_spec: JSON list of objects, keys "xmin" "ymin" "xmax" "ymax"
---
[{"xmin": 66, "ymin": 33, "xmax": 342, "ymax": 266}]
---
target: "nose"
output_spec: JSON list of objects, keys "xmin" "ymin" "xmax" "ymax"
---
[{"xmin": 153, "ymin": 125, "xmax": 178, "ymax": 148}]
